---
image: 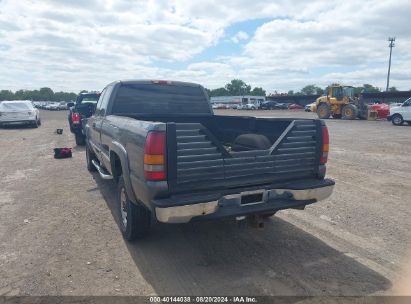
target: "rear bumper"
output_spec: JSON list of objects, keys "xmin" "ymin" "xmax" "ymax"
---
[
  {"xmin": 154, "ymin": 179, "xmax": 335, "ymax": 223},
  {"xmin": 0, "ymin": 119, "xmax": 36, "ymax": 125},
  {"xmin": 70, "ymin": 123, "xmax": 82, "ymax": 132}
]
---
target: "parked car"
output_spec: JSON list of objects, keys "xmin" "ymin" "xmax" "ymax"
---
[
  {"xmin": 244, "ymin": 103, "xmax": 257, "ymax": 110},
  {"xmin": 0, "ymin": 100, "xmax": 41, "ymax": 127},
  {"xmin": 275, "ymin": 103, "xmax": 289, "ymax": 110},
  {"xmin": 68, "ymin": 92, "xmax": 101, "ymax": 145},
  {"xmin": 84, "ymin": 80, "xmax": 335, "ymax": 241},
  {"xmin": 305, "ymin": 102, "xmax": 316, "ymax": 112},
  {"xmin": 237, "ymin": 104, "xmax": 256, "ymax": 110},
  {"xmin": 212, "ymin": 103, "xmax": 228, "ymax": 109},
  {"xmin": 260, "ymin": 101, "xmax": 278, "ymax": 110},
  {"xmin": 369, "ymin": 103, "xmax": 389, "ymax": 119},
  {"xmin": 388, "ymin": 98, "xmax": 411, "ymax": 126},
  {"xmin": 288, "ymin": 104, "xmax": 304, "ymax": 110},
  {"xmin": 45, "ymin": 102, "xmax": 60, "ymax": 110},
  {"xmin": 58, "ymin": 102, "xmax": 68, "ymax": 110}
]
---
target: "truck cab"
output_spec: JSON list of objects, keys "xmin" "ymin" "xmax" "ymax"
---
[{"xmin": 68, "ymin": 92, "xmax": 101, "ymax": 145}]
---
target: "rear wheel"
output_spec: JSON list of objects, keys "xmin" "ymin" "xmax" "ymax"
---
[
  {"xmin": 391, "ymin": 114, "xmax": 404, "ymax": 126},
  {"xmin": 342, "ymin": 104, "xmax": 358, "ymax": 120},
  {"xmin": 317, "ymin": 103, "xmax": 331, "ymax": 119},
  {"xmin": 118, "ymin": 176, "xmax": 151, "ymax": 241},
  {"xmin": 75, "ymin": 133, "xmax": 85, "ymax": 145}
]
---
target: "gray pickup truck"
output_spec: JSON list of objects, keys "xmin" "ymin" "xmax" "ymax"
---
[{"xmin": 85, "ymin": 80, "xmax": 335, "ymax": 241}]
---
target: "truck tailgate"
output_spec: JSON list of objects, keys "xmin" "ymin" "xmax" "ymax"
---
[{"xmin": 167, "ymin": 119, "xmax": 322, "ymax": 194}]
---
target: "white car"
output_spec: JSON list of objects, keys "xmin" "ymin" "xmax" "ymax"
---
[
  {"xmin": 245, "ymin": 103, "xmax": 257, "ymax": 110},
  {"xmin": 48, "ymin": 103, "xmax": 60, "ymax": 110},
  {"xmin": 389, "ymin": 97, "xmax": 411, "ymax": 126},
  {"xmin": 0, "ymin": 100, "xmax": 41, "ymax": 127}
]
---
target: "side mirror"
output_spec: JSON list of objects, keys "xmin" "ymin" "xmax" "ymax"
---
[{"xmin": 67, "ymin": 102, "xmax": 75, "ymax": 108}]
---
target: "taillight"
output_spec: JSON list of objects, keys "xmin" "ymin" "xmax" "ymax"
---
[
  {"xmin": 144, "ymin": 131, "xmax": 166, "ymax": 181},
  {"xmin": 152, "ymin": 80, "xmax": 171, "ymax": 85},
  {"xmin": 72, "ymin": 112, "xmax": 81, "ymax": 124},
  {"xmin": 320, "ymin": 126, "xmax": 329, "ymax": 164}
]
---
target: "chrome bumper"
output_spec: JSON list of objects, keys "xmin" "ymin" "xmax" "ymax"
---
[{"xmin": 155, "ymin": 184, "xmax": 334, "ymax": 223}]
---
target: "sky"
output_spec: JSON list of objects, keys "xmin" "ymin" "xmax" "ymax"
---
[{"xmin": 0, "ymin": 0, "xmax": 410, "ymax": 93}]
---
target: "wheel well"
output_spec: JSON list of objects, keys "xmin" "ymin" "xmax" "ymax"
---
[{"xmin": 110, "ymin": 152, "xmax": 122, "ymax": 180}]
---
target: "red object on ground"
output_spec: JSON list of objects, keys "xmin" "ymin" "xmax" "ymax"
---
[
  {"xmin": 288, "ymin": 104, "xmax": 304, "ymax": 109},
  {"xmin": 370, "ymin": 103, "xmax": 389, "ymax": 119}
]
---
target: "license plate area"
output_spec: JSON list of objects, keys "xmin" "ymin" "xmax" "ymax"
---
[{"xmin": 241, "ymin": 192, "xmax": 264, "ymax": 205}]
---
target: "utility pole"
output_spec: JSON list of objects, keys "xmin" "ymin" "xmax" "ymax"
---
[{"xmin": 386, "ymin": 37, "xmax": 395, "ymax": 92}]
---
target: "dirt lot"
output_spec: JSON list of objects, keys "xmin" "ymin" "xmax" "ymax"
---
[{"xmin": 0, "ymin": 109, "xmax": 410, "ymax": 296}]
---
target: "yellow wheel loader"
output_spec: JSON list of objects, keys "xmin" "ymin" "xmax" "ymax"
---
[{"xmin": 314, "ymin": 85, "xmax": 367, "ymax": 120}]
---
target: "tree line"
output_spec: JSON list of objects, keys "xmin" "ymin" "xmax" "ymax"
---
[
  {"xmin": 205, "ymin": 79, "xmax": 266, "ymax": 97},
  {"xmin": 283, "ymin": 84, "xmax": 400, "ymax": 96},
  {"xmin": 0, "ymin": 81, "xmax": 406, "ymax": 102},
  {"xmin": 0, "ymin": 87, "xmax": 77, "ymax": 102}
]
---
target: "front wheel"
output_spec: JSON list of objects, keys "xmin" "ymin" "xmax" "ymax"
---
[
  {"xmin": 391, "ymin": 114, "xmax": 404, "ymax": 126},
  {"xmin": 32, "ymin": 119, "xmax": 39, "ymax": 128},
  {"xmin": 118, "ymin": 176, "xmax": 151, "ymax": 241},
  {"xmin": 342, "ymin": 104, "xmax": 358, "ymax": 120},
  {"xmin": 317, "ymin": 103, "xmax": 331, "ymax": 119}
]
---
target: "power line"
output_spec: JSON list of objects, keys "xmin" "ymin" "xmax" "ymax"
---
[{"xmin": 386, "ymin": 37, "xmax": 395, "ymax": 92}]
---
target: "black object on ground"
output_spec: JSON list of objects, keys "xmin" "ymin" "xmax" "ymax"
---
[
  {"xmin": 56, "ymin": 129, "xmax": 63, "ymax": 134},
  {"xmin": 54, "ymin": 148, "xmax": 72, "ymax": 159}
]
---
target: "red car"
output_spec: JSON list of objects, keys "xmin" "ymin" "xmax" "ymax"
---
[
  {"xmin": 288, "ymin": 104, "xmax": 304, "ymax": 109},
  {"xmin": 370, "ymin": 103, "xmax": 389, "ymax": 119}
]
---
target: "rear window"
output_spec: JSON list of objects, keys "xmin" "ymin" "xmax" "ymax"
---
[
  {"xmin": 112, "ymin": 83, "xmax": 211, "ymax": 115},
  {"xmin": 78, "ymin": 96, "xmax": 99, "ymax": 104},
  {"xmin": 0, "ymin": 102, "xmax": 32, "ymax": 111}
]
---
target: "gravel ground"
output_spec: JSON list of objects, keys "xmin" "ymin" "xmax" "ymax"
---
[{"xmin": 0, "ymin": 109, "xmax": 410, "ymax": 296}]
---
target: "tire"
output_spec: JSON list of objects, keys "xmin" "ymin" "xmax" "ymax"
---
[
  {"xmin": 117, "ymin": 176, "xmax": 151, "ymax": 241},
  {"xmin": 37, "ymin": 119, "xmax": 41, "ymax": 126},
  {"xmin": 342, "ymin": 104, "xmax": 358, "ymax": 120},
  {"xmin": 75, "ymin": 133, "xmax": 85, "ymax": 145},
  {"xmin": 317, "ymin": 103, "xmax": 331, "ymax": 119},
  {"xmin": 232, "ymin": 133, "xmax": 272, "ymax": 151},
  {"xmin": 32, "ymin": 119, "xmax": 39, "ymax": 128},
  {"xmin": 391, "ymin": 114, "xmax": 404, "ymax": 126},
  {"xmin": 86, "ymin": 144, "xmax": 97, "ymax": 172}
]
